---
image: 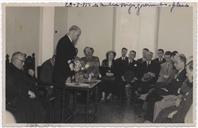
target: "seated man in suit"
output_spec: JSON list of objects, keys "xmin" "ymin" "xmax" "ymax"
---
[
  {"xmin": 114, "ymin": 47, "xmax": 129, "ymax": 99},
  {"xmin": 6, "ymin": 52, "xmax": 46, "ymax": 123},
  {"xmin": 81, "ymin": 47, "xmax": 100, "ymax": 79},
  {"xmin": 155, "ymin": 60, "xmax": 193, "ymax": 123},
  {"xmin": 144, "ymin": 54, "xmax": 187, "ymax": 122},
  {"xmin": 153, "ymin": 49, "xmax": 166, "ymax": 65},
  {"xmin": 123, "ymin": 50, "xmax": 139, "ymax": 82},
  {"xmin": 39, "ymin": 55, "xmax": 56, "ymax": 84},
  {"xmin": 137, "ymin": 48, "xmax": 149, "ymax": 64},
  {"xmin": 123, "ymin": 50, "xmax": 139, "ymax": 102},
  {"xmin": 131, "ymin": 51, "xmax": 160, "ymax": 98},
  {"xmin": 115, "ymin": 47, "xmax": 129, "ymax": 79},
  {"xmin": 140, "ymin": 51, "xmax": 160, "ymax": 83},
  {"xmin": 157, "ymin": 51, "xmax": 176, "ymax": 84},
  {"xmin": 39, "ymin": 55, "xmax": 56, "ymax": 101}
]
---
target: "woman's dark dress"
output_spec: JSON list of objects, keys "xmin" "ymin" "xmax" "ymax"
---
[{"xmin": 99, "ymin": 59, "xmax": 122, "ymax": 97}]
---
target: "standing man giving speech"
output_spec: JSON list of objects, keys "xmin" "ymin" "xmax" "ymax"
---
[
  {"xmin": 53, "ymin": 25, "xmax": 81, "ymax": 85},
  {"xmin": 52, "ymin": 25, "xmax": 81, "ymax": 122}
]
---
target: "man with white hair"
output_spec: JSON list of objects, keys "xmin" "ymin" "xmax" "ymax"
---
[
  {"xmin": 53, "ymin": 25, "xmax": 81, "ymax": 85},
  {"xmin": 52, "ymin": 25, "xmax": 81, "ymax": 122},
  {"xmin": 6, "ymin": 51, "xmax": 46, "ymax": 123}
]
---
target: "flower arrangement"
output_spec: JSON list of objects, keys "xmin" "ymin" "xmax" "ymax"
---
[
  {"xmin": 73, "ymin": 59, "xmax": 82, "ymax": 72},
  {"xmin": 68, "ymin": 58, "xmax": 92, "ymax": 83}
]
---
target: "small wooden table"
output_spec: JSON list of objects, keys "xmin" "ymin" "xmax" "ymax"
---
[{"xmin": 64, "ymin": 80, "xmax": 100, "ymax": 122}]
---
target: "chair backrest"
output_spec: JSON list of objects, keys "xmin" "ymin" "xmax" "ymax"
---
[
  {"xmin": 6, "ymin": 54, "xmax": 10, "ymax": 65},
  {"xmin": 37, "ymin": 66, "xmax": 42, "ymax": 81},
  {"xmin": 24, "ymin": 53, "xmax": 35, "ymax": 71}
]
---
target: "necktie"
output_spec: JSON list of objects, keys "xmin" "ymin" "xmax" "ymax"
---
[{"xmin": 147, "ymin": 61, "xmax": 149, "ymax": 66}]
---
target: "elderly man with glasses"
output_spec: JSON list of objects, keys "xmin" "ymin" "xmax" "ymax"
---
[{"xmin": 6, "ymin": 51, "xmax": 46, "ymax": 123}]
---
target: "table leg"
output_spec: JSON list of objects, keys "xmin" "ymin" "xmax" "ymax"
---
[
  {"xmin": 85, "ymin": 90, "xmax": 90, "ymax": 122},
  {"xmin": 94, "ymin": 87, "xmax": 98, "ymax": 115},
  {"xmin": 72, "ymin": 91, "xmax": 77, "ymax": 117},
  {"xmin": 61, "ymin": 89, "xmax": 65, "ymax": 123}
]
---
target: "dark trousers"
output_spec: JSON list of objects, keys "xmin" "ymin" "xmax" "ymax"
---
[
  {"xmin": 53, "ymin": 86, "xmax": 70, "ymax": 123},
  {"xmin": 144, "ymin": 88, "xmax": 169, "ymax": 122},
  {"xmin": 7, "ymin": 98, "xmax": 46, "ymax": 123},
  {"xmin": 154, "ymin": 105, "xmax": 188, "ymax": 123},
  {"xmin": 98, "ymin": 80, "xmax": 116, "ymax": 96},
  {"xmin": 52, "ymin": 88, "xmax": 63, "ymax": 122}
]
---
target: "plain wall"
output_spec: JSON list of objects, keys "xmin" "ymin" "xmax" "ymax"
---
[
  {"xmin": 6, "ymin": 7, "xmax": 40, "ymax": 57},
  {"xmin": 114, "ymin": 7, "xmax": 158, "ymax": 59},
  {"xmin": 158, "ymin": 7, "xmax": 193, "ymax": 58},
  {"xmin": 66, "ymin": 7, "xmax": 114, "ymax": 62},
  {"xmin": 54, "ymin": 7, "xmax": 68, "ymax": 53},
  {"xmin": 6, "ymin": 7, "xmax": 193, "ymax": 65}
]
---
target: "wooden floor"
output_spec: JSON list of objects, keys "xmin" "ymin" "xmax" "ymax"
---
[{"xmin": 69, "ymin": 99, "xmax": 145, "ymax": 123}]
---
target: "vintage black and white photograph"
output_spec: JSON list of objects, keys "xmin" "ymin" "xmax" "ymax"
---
[{"xmin": 2, "ymin": 2, "xmax": 196, "ymax": 126}]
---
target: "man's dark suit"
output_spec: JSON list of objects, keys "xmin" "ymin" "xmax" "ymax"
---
[
  {"xmin": 123, "ymin": 59, "xmax": 139, "ymax": 82},
  {"xmin": 152, "ymin": 58, "xmax": 166, "ymax": 77},
  {"xmin": 155, "ymin": 80, "xmax": 192, "ymax": 123},
  {"xmin": 153, "ymin": 58, "xmax": 166, "ymax": 65},
  {"xmin": 131, "ymin": 60, "xmax": 161, "ymax": 95},
  {"xmin": 53, "ymin": 35, "xmax": 77, "ymax": 86},
  {"xmin": 114, "ymin": 57, "xmax": 129, "ymax": 79},
  {"xmin": 114, "ymin": 57, "xmax": 129, "ymax": 98},
  {"xmin": 52, "ymin": 35, "xmax": 77, "ymax": 122},
  {"xmin": 144, "ymin": 69, "xmax": 187, "ymax": 122},
  {"xmin": 137, "ymin": 57, "xmax": 147, "ymax": 65},
  {"xmin": 139, "ymin": 60, "xmax": 161, "ymax": 81}
]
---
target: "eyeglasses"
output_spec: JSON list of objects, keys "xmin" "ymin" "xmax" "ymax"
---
[{"xmin": 17, "ymin": 58, "xmax": 25, "ymax": 63}]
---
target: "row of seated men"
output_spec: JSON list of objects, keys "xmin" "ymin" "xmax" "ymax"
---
[{"xmin": 6, "ymin": 47, "xmax": 193, "ymax": 123}]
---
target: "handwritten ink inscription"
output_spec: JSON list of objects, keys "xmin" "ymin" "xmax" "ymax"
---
[{"xmin": 65, "ymin": 2, "xmax": 190, "ymax": 15}]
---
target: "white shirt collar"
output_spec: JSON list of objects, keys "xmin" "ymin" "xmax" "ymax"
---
[
  {"xmin": 178, "ymin": 68, "xmax": 184, "ymax": 75},
  {"xmin": 129, "ymin": 59, "xmax": 133, "ymax": 63},
  {"xmin": 67, "ymin": 34, "xmax": 72, "ymax": 42},
  {"xmin": 159, "ymin": 57, "xmax": 163, "ymax": 61},
  {"xmin": 122, "ymin": 57, "xmax": 126, "ymax": 60}
]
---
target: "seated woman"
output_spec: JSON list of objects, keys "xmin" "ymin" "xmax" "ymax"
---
[
  {"xmin": 99, "ymin": 51, "xmax": 117, "ymax": 101},
  {"xmin": 81, "ymin": 47, "xmax": 100, "ymax": 80},
  {"xmin": 155, "ymin": 60, "xmax": 193, "ymax": 123}
]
